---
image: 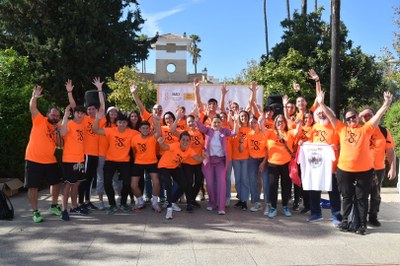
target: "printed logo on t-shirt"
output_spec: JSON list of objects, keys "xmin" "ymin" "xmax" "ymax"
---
[
  {"xmin": 137, "ymin": 143, "xmax": 147, "ymax": 152},
  {"xmin": 345, "ymin": 129, "xmax": 358, "ymax": 145},
  {"xmin": 308, "ymin": 152, "xmax": 323, "ymax": 168},
  {"xmin": 46, "ymin": 125, "xmax": 57, "ymax": 142},
  {"xmin": 86, "ymin": 121, "xmax": 95, "ymax": 135},
  {"xmin": 191, "ymin": 135, "xmax": 202, "ymax": 146},
  {"xmin": 315, "ymin": 129, "xmax": 328, "ymax": 142},
  {"xmin": 251, "ymin": 140, "xmax": 260, "ymax": 150},
  {"xmin": 114, "ymin": 136, "xmax": 127, "ymax": 149},
  {"xmin": 174, "ymin": 153, "xmax": 183, "ymax": 165},
  {"xmin": 76, "ymin": 129, "xmax": 84, "ymax": 142}
]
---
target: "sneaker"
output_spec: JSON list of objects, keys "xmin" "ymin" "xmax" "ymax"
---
[
  {"xmin": 120, "ymin": 204, "xmax": 131, "ymax": 213},
  {"xmin": 165, "ymin": 208, "xmax": 173, "ymax": 220},
  {"xmin": 162, "ymin": 201, "xmax": 169, "ymax": 209},
  {"xmin": 225, "ymin": 198, "xmax": 230, "ymax": 207},
  {"xmin": 292, "ymin": 202, "xmax": 300, "ymax": 211},
  {"xmin": 32, "ymin": 210, "xmax": 43, "ymax": 223},
  {"xmin": 61, "ymin": 210, "xmax": 70, "ymax": 221},
  {"xmin": 263, "ymin": 207, "xmax": 269, "ymax": 216},
  {"xmin": 97, "ymin": 201, "xmax": 105, "ymax": 211},
  {"xmin": 282, "ymin": 206, "xmax": 292, "ymax": 217},
  {"xmin": 152, "ymin": 203, "xmax": 161, "ymax": 213},
  {"xmin": 241, "ymin": 201, "xmax": 248, "ymax": 211},
  {"xmin": 132, "ymin": 202, "xmax": 145, "ymax": 211},
  {"xmin": 49, "ymin": 205, "xmax": 62, "ymax": 216},
  {"xmin": 106, "ymin": 205, "xmax": 118, "ymax": 215},
  {"xmin": 218, "ymin": 210, "xmax": 226, "ymax": 215},
  {"xmin": 171, "ymin": 203, "xmax": 182, "ymax": 212},
  {"xmin": 332, "ymin": 218, "xmax": 341, "ymax": 227},
  {"xmin": 355, "ymin": 224, "xmax": 367, "ymax": 235},
  {"xmin": 368, "ymin": 216, "xmax": 381, "ymax": 227},
  {"xmin": 144, "ymin": 198, "xmax": 151, "ymax": 204},
  {"xmin": 300, "ymin": 207, "xmax": 310, "ymax": 214},
  {"xmin": 78, "ymin": 205, "xmax": 90, "ymax": 215},
  {"xmin": 206, "ymin": 206, "xmax": 213, "ymax": 211},
  {"xmin": 70, "ymin": 206, "xmax": 88, "ymax": 215},
  {"xmin": 338, "ymin": 220, "xmax": 349, "ymax": 232},
  {"xmin": 250, "ymin": 202, "xmax": 262, "ymax": 212},
  {"xmin": 267, "ymin": 208, "xmax": 277, "ymax": 218},
  {"xmin": 234, "ymin": 201, "xmax": 242, "ymax": 208},
  {"xmin": 85, "ymin": 202, "xmax": 98, "ymax": 211},
  {"xmin": 186, "ymin": 204, "xmax": 193, "ymax": 212},
  {"xmin": 308, "ymin": 214, "xmax": 324, "ymax": 222}
]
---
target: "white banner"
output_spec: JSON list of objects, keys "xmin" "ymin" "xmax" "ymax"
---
[{"xmin": 157, "ymin": 84, "xmax": 264, "ymax": 114}]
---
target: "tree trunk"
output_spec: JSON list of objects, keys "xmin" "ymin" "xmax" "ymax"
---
[
  {"xmin": 286, "ymin": 0, "xmax": 291, "ymax": 31},
  {"xmin": 315, "ymin": 0, "xmax": 318, "ymax": 12},
  {"xmin": 301, "ymin": 0, "xmax": 307, "ymax": 16},
  {"xmin": 330, "ymin": 0, "xmax": 341, "ymax": 115},
  {"xmin": 264, "ymin": 0, "xmax": 269, "ymax": 58}
]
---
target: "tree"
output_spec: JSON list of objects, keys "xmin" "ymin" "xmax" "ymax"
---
[
  {"xmin": 301, "ymin": 0, "xmax": 307, "ymax": 16},
  {"xmin": 0, "ymin": 0, "xmax": 149, "ymax": 106},
  {"xmin": 107, "ymin": 66, "xmax": 157, "ymax": 112},
  {"xmin": 330, "ymin": 0, "xmax": 341, "ymax": 115},
  {"xmin": 136, "ymin": 33, "xmax": 158, "ymax": 73},
  {"xmin": 286, "ymin": 0, "xmax": 291, "ymax": 32},
  {"xmin": 189, "ymin": 34, "xmax": 201, "ymax": 74}
]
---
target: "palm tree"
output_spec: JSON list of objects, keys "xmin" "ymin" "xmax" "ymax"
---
[
  {"xmin": 286, "ymin": 0, "xmax": 291, "ymax": 31},
  {"xmin": 301, "ymin": 0, "xmax": 307, "ymax": 16},
  {"xmin": 264, "ymin": 0, "xmax": 269, "ymax": 58},
  {"xmin": 189, "ymin": 34, "xmax": 201, "ymax": 74},
  {"xmin": 330, "ymin": 0, "xmax": 341, "ymax": 115},
  {"xmin": 314, "ymin": 0, "xmax": 318, "ymax": 12}
]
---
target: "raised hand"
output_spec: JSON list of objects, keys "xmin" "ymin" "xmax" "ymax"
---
[
  {"xmin": 130, "ymin": 81, "xmax": 137, "ymax": 94},
  {"xmin": 32, "ymin": 85, "xmax": 43, "ymax": 98},
  {"xmin": 282, "ymin": 95, "xmax": 289, "ymax": 105},
  {"xmin": 65, "ymin": 79, "xmax": 74, "ymax": 93},
  {"xmin": 293, "ymin": 82, "xmax": 301, "ymax": 92},
  {"xmin": 383, "ymin": 91, "xmax": 393, "ymax": 105},
  {"xmin": 316, "ymin": 91, "xmax": 325, "ymax": 105},
  {"xmin": 157, "ymin": 136, "xmax": 165, "ymax": 144},
  {"xmin": 308, "ymin": 69, "xmax": 319, "ymax": 81},
  {"xmin": 92, "ymin": 77, "xmax": 104, "ymax": 91},
  {"xmin": 221, "ymin": 83, "xmax": 228, "ymax": 95}
]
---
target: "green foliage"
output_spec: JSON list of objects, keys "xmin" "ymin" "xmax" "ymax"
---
[
  {"xmin": 384, "ymin": 101, "xmax": 400, "ymax": 157},
  {"xmin": 107, "ymin": 66, "xmax": 157, "ymax": 112},
  {"xmin": 0, "ymin": 0, "xmax": 150, "ymax": 106},
  {"xmin": 0, "ymin": 49, "xmax": 46, "ymax": 179}
]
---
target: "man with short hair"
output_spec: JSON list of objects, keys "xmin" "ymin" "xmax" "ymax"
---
[
  {"xmin": 359, "ymin": 107, "xmax": 397, "ymax": 226},
  {"xmin": 25, "ymin": 86, "xmax": 65, "ymax": 222}
]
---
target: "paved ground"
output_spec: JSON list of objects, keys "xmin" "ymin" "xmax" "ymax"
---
[{"xmin": 1, "ymin": 188, "xmax": 400, "ymax": 266}]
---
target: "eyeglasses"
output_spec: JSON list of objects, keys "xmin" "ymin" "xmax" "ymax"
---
[
  {"xmin": 345, "ymin": 115, "xmax": 357, "ymax": 122},
  {"xmin": 276, "ymin": 120, "xmax": 286, "ymax": 124}
]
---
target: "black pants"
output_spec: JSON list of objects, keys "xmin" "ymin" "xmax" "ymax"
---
[
  {"xmin": 179, "ymin": 163, "xmax": 204, "ymax": 203},
  {"xmin": 104, "ymin": 161, "xmax": 131, "ymax": 206},
  {"xmin": 79, "ymin": 155, "xmax": 98, "ymax": 204},
  {"xmin": 268, "ymin": 163, "xmax": 292, "ymax": 209},
  {"xmin": 336, "ymin": 168, "xmax": 373, "ymax": 226},
  {"xmin": 369, "ymin": 168, "xmax": 385, "ymax": 218},
  {"xmin": 159, "ymin": 167, "xmax": 193, "ymax": 208}
]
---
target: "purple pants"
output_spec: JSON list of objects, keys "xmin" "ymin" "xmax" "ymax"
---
[{"xmin": 202, "ymin": 156, "xmax": 226, "ymax": 212}]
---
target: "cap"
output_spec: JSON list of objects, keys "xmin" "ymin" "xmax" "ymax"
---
[{"xmin": 106, "ymin": 106, "xmax": 119, "ymax": 114}]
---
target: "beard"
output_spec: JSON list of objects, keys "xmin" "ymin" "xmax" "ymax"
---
[
  {"xmin": 48, "ymin": 118, "xmax": 59, "ymax": 125},
  {"xmin": 319, "ymin": 117, "xmax": 329, "ymax": 126}
]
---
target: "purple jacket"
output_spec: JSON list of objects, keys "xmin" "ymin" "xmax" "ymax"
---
[{"xmin": 195, "ymin": 121, "xmax": 236, "ymax": 168}]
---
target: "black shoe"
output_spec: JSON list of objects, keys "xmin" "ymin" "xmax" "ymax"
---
[
  {"xmin": 368, "ymin": 216, "xmax": 381, "ymax": 227},
  {"xmin": 186, "ymin": 204, "xmax": 193, "ymax": 212},
  {"xmin": 338, "ymin": 220, "xmax": 349, "ymax": 232},
  {"xmin": 85, "ymin": 202, "xmax": 98, "ymax": 211},
  {"xmin": 300, "ymin": 207, "xmax": 310, "ymax": 214},
  {"xmin": 61, "ymin": 210, "xmax": 70, "ymax": 221},
  {"xmin": 292, "ymin": 202, "xmax": 300, "ymax": 211},
  {"xmin": 192, "ymin": 201, "xmax": 201, "ymax": 208},
  {"xmin": 241, "ymin": 201, "xmax": 248, "ymax": 211},
  {"xmin": 355, "ymin": 224, "xmax": 367, "ymax": 235},
  {"xmin": 234, "ymin": 201, "xmax": 242, "ymax": 208}
]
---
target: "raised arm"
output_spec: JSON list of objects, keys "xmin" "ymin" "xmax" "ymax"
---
[
  {"xmin": 282, "ymin": 95, "xmax": 290, "ymax": 121},
  {"xmin": 92, "ymin": 110, "xmax": 106, "ymax": 135},
  {"xmin": 130, "ymin": 81, "xmax": 146, "ymax": 114},
  {"xmin": 368, "ymin": 92, "xmax": 393, "ymax": 128},
  {"xmin": 219, "ymin": 83, "xmax": 228, "ymax": 112},
  {"xmin": 193, "ymin": 78, "xmax": 204, "ymax": 112},
  {"xmin": 92, "ymin": 77, "xmax": 105, "ymax": 115},
  {"xmin": 247, "ymin": 81, "xmax": 258, "ymax": 115},
  {"xmin": 29, "ymin": 86, "xmax": 43, "ymax": 118},
  {"xmin": 60, "ymin": 105, "xmax": 71, "ymax": 137},
  {"xmin": 308, "ymin": 69, "xmax": 321, "ymax": 108},
  {"xmin": 152, "ymin": 114, "xmax": 162, "ymax": 140},
  {"xmin": 170, "ymin": 109, "xmax": 184, "ymax": 137},
  {"xmin": 316, "ymin": 91, "xmax": 338, "ymax": 128},
  {"xmin": 65, "ymin": 79, "xmax": 76, "ymax": 109}
]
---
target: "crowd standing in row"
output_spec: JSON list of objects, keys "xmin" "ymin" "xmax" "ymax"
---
[{"xmin": 25, "ymin": 71, "xmax": 396, "ymax": 235}]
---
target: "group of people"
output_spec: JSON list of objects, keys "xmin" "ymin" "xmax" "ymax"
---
[{"xmin": 25, "ymin": 71, "xmax": 396, "ymax": 235}]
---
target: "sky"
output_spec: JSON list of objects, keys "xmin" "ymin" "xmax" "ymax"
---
[{"xmin": 135, "ymin": 0, "xmax": 398, "ymax": 82}]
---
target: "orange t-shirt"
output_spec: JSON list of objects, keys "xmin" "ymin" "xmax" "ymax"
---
[
  {"xmin": 369, "ymin": 127, "xmax": 396, "ymax": 170},
  {"xmin": 264, "ymin": 119, "xmax": 274, "ymax": 130},
  {"xmin": 25, "ymin": 113, "xmax": 59, "ymax": 164},
  {"xmin": 336, "ymin": 121, "xmax": 374, "ymax": 172},
  {"xmin": 82, "ymin": 116, "xmax": 100, "ymax": 156},
  {"xmin": 246, "ymin": 130, "xmax": 268, "ymax": 159},
  {"xmin": 160, "ymin": 125, "xmax": 179, "ymax": 155},
  {"xmin": 131, "ymin": 134, "xmax": 158, "ymax": 164},
  {"xmin": 183, "ymin": 129, "xmax": 205, "ymax": 165},
  {"xmin": 299, "ymin": 125, "xmax": 314, "ymax": 143},
  {"xmin": 232, "ymin": 127, "xmax": 251, "ymax": 160},
  {"xmin": 98, "ymin": 118, "xmax": 111, "ymax": 156},
  {"xmin": 309, "ymin": 123, "xmax": 340, "ymax": 172},
  {"xmin": 265, "ymin": 129, "xmax": 297, "ymax": 165},
  {"xmin": 158, "ymin": 142, "xmax": 197, "ymax": 169},
  {"xmin": 62, "ymin": 120, "xmax": 85, "ymax": 163},
  {"xmin": 177, "ymin": 119, "xmax": 188, "ymax": 131},
  {"xmin": 141, "ymin": 109, "xmax": 163, "ymax": 130},
  {"xmin": 104, "ymin": 127, "xmax": 139, "ymax": 162}
]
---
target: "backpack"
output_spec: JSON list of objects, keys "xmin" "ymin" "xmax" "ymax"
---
[
  {"xmin": 0, "ymin": 190, "xmax": 14, "ymax": 220},
  {"xmin": 378, "ymin": 125, "xmax": 388, "ymax": 141}
]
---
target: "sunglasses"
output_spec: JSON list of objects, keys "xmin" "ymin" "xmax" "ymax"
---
[{"xmin": 345, "ymin": 115, "xmax": 357, "ymax": 122}]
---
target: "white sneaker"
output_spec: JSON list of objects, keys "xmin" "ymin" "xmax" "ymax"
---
[
  {"xmin": 218, "ymin": 210, "xmax": 225, "ymax": 215},
  {"xmin": 225, "ymin": 198, "xmax": 230, "ymax": 207},
  {"xmin": 165, "ymin": 208, "xmax": 173, "ymax": 220},
  {"xmin": 250, "ymin": 202, "xmax": 262, "ymax": 212},
  {"xmin": 171, "ymin": 203, "xmax": 182, "ymax": 212},
  {"xmin": 152, "ymin": 203, "xmax": 161, "ymax": 213},
  {"xmin": 263, "ymin": 206, "xmax": 269, "ymax": 216},
  {"xmin": 206, "ymin": 206, "xmax": 213, "ymax": 211},
  {"xmin": 97, "ymin": 201, "xmax": 105, "ymax": 211}
]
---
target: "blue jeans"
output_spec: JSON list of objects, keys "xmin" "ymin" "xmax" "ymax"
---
[
  {"xmin": 309, "ymin": 174, "xmax": 341, "ymax": 216},
  {"xmin": 248, "ymin": 157, "xmax": 268, "ymax": 203},
  {"xmin": 232, "ymin": 159, "xmax": 250, "ymax": 202}
]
